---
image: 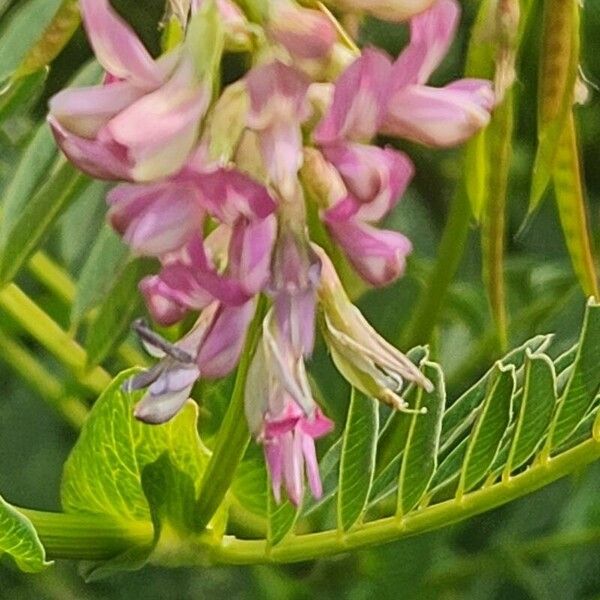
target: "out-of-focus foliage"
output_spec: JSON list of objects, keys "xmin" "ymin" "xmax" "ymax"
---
[{"xmin": 1, "ymin": 0, "xmax": 600, "ymax": 598}]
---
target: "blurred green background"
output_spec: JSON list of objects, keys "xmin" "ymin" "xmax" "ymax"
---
[{"xmin": 1, "ymin": 1, "xmax": 600, "ymax": 598}]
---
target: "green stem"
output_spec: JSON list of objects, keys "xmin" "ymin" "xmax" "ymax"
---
[
  {"xmin": 0, "ymin": 326, "xmax": 87, "ymax": 428},
  {"xmin": 22, "ymin": 510, "xmax": 153, "ymax": 561},
  {"xmin": 211, "ymin": 435, "xmax": 600, "ymax": 564},
  {"xmin": 0, "ymin": 283, "xmax": 111, "ymax": 393},
  {"xmin": 193, "ymin": 296, "xmax": 267, "ymax": 530},
  {"xmin": 402, "ymin": 184, "xmax": 471, "ymax": 349}
]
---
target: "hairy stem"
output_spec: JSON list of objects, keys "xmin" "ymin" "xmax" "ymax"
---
[
  {"xmin": 402, "ymin": 184, "xmax": 471, "ymax": 349},
  {"xmin": 193, "ymin": 296, "xmax": 267, "ymax": 531}
]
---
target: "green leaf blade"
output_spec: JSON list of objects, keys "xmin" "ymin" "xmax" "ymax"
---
[
  {"xmin": 397, "ymin": 362, "xmax": 445, "ymax": 516},
  {"xmin": 0, "ymin": 494, "xmax": 50, "ymax": 573},
  {"xmin": 458, "ymin": 365, "xmax": 516, "ymax": 494},
  {"xmin": 337, "ymin": 389, "xmax": 378, "ymax": 532},
  {"xmin": 505, "ymin": 353, "xmax": 557, "ymax": 475}
]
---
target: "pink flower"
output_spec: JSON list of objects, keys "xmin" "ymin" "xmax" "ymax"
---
[
  {"xmin": 107, "ymin": 165, "xmax": 276, "ymax": 258},
  {"xmin": 316, "ymin": 0, "xmax": 494, "ymax": 149},
  {"xmin": 263, "ymin": 401, "xmax": 334, "ymax": 505},
  {"xmin": 48, "ymin": 0, "xmax": 221, "ymax": 182},
  {"xmin": 141, "ymin": 217, "xmax": 276, "ymax": 325},
  {"xmin": 268, "ymin": 0, "xmax": 337, "ymax": 60},
  {"xmin": 127, "ymin": 299, "xmax": 256, "ymax": 424},
  {"xmin": 246, "ymin": 61, "xmax": 311, "ymax": 196},
  {"xmin": 268, "ymin": 226, "xmax": 322, "ymax": 356},
  {"xmin": 382, "ymin": 0, "xmax": 494, "ymax": 146},
  {"xmin": 244, "ymin": 313, "xmax": 333, "ymax": 505},
  {"xmin": 314, "ymin": 48, "xmax": 393, "ymax": 145}
]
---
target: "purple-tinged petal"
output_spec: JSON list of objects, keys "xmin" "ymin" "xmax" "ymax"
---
[
  {"xmin": 246, "ymin": 61, "xmax": 311, "ymax": 129},
  {"xmin": 390, "ymin": 0, "xmax": 460, "ymax": 90},
  {"xmin": 269, "ymin": 0, "xmax": 337, "ymax": 59},
  {"xmin": 195, "ymin": 168, "xmax": 277, "ymax": 222},
  {"xmin": 48, "ymin": 116, "xmax": 132, "ymax": 181},
  {"xmin": 197, "ymin": 300, "xmax": 256, "ymax": 378},
  {"xmin": 314, "ymin": 48, "xmax": 393, "ymax": 145},
  {"xmin": 107, "ymin": 181, "xmax": 203, "ymax": 256},
  {"xmin": 49, "ymin": 81, "xmax": 144, "ymax": 138},
  {"xmin": 80, "ymin": 0, "xmax": 166, "ymax": 88},
  {"xmin": 323, "ymin": 143, "xmax": 414, "ymax": 222},
  {"xmin": 246, "ymin": 61, "xmax": 311, "ymax": 193},
  {"xmin": 265, "ymin": 442, "xmax": 284, "ymax": 503},
  {"xmin": 106, "ymin": 56, "xmax": 211, "ymax": 181},
  {"xmin": 139, "ymin": 275, "xmax": 191, "ymax": 326},
  {"xmin": 382, "ymin": 79, "xmax": 494, "ymax": 147},
  {"xmin": 300, "ymin": 409, "xmax": 334, "ymax": 439},
  {"xmin": 301, "ymin": 432, "xmax": 323, "ymax": 499},
  {"xmin": 134, "ymin": 387, "xmax": 194, "ymax": 424},
  {"xmin": 283, "ymin": 430, "xmax": 303, "ymax": 506},
  {"xmin": 228, "ymin": 216, "xmax": 277, "ymax": 295},
  {"xmin": 325, "ymin": 218, "xmax": 412, "ymax": 286}
]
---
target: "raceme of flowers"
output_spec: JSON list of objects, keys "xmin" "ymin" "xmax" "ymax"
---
[{"xmin": 48, "ymin": 0, "xmax": 494, "ymax": 507}]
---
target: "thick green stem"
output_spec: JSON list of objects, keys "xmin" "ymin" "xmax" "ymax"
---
[
  {"xmin": 0, "ymin": 283, "xmax": 111, "ymax": 393},
  {"xmin": 22, "ymin": 510, "xmax": 153, "ymax": 561},
  {"xmin": 402, "ymin": 185, "xmax": 471, "ymax": 349},
  {"xmin": 193, "ymin": 297, "xmax": 267, "ymax": 530}
]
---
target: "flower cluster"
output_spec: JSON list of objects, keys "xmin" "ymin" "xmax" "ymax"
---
[{"xmin": 49, "ymin": 0, "xmax": 493, "ymax": 506}]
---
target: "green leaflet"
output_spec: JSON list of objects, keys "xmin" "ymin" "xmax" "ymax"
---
[
  {"xmin": 14, "ymin": 0, "xmax": 80, "ymax": 78},
  {"xmin": 546, "ymin": 300, "xmax": 600, "ymax": 451},
  {"xmin": 84, "ymin": 258, "xmax": 154, "ymax": 367},
  {"xmin": 267, "ymin": 486, "xmax": 299, "ymax": 547},
  {"xmin": 0, "ymin": 160, "xmax": 91, "ymax": 284},
  {"xmin": 440, "ymin": 335, "xmax": 552, "ymax": 454},
  {"xmin": 0, "ymin": 69, "xmax": 47, "ymax": 122},
  {"xmin": 397, "ymin": 363, "xmax": 445, "ymax": 516},
  {"xmin": 0, "ymin": 494, "xmax": 50, "ymax": 573},
  {"xmin": 529, "ymin": 0, "xmax": 580, "ymax": 213},
  {"xmin": 60, "ymin": 369, "xmax": 220, "ymax": 579},
  {"xmin": 0, "ymin": 0, "xmax": 63, "ymax": 82},
  {"xmin": 504, "ymin": 353, "xmax": 557, "ymax": 476},
  {"xmin": 553, "ymin": 111, "xmax": 600, "ymax": 299},
  {"xmin": 1, "ymin": 122, "xmax": 57, "ymax": 233},
  {"xmin": 457, "ymin": 364, "xmax": 516, "ymax": 495},
  {"xmin": 338, "ymin": 389, "xmax": 378, "ymax": 531},
  {"xmin": 71, "ymin": 225, "xmax": 131, "ymax": 326}
]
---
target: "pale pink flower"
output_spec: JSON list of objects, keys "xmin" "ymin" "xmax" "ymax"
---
[
  {"xmin": 268, "ymin": 0, "xmax": 337, "ymax": 60},
  {"xmin": 246, "ymin": 61, "xmax": 311, "ymax": 196},
  {"xmin": 244, "ymin": 313, "xmax": 333, "ymax": 505},
  {"xmin": 48, "ymin": 0, "xmax": 220, "ymax": 182},
  {"xmin": 324, "ymin": 0, "xmax": 438, "ymax": 22}
]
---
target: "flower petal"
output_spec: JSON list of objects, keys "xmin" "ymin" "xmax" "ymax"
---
[
  {"xmin": 48, "ymin": 116, "xmax": 132, "ymax": 180},
  {"xmin": 49, "ymin": 81, "xmax": 144, "ymax": 138},
  {"xmin": 134, "ymin": 386, "xmax": 194, "ymax": 424},
  {"xmin": 382, "ymin": 79, "xmax": 494, "ymax": 147},
  {"xmin": 323, "ymin": 143, "xmax": 414, "ymax": 222},
  {"xmin": 106, "ymin": 56, "xmax": 210, "ymax": 181},
  {"xmin": 314, "ymin": 48, "xmax": 392, "ymax": 144},
  {"xmin": 390, "ymin": 0, "xmax": 460, "ymax": 90},
  {"xmin": 197, "ymin": 300, "xmax": 256, "ymax": 378},
  {"xmin": 325, "ymin": 218, "xmax": 412, "ymax": 286},
  {"xmin": 107, "ymin": 181, "xmax": 203, "ymax": 256},
  {"xmin": 80, "ymin": 0, "xmax": 165, "ymax": 88}
]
